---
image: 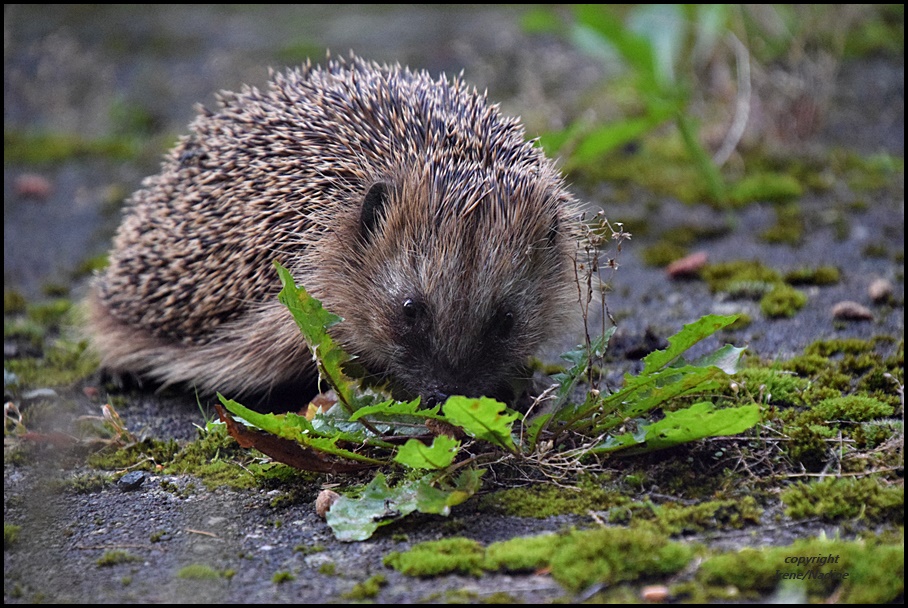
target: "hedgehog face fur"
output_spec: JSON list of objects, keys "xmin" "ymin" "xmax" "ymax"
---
[{"xmin": 87, "ymin": 54, "xmax": 581, "ymax": 406}]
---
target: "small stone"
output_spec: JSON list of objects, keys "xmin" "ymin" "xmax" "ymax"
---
[
  {"xmin": 641, "ymin": 584, "xmax": 671, "ymax": 602},
  {"xmin": 82, "ymin": 386, "xmax": 101, "ymax": 400},
  {"xmin": 666, "ymin": 251, "xmax": 708, "ymax": 279},
  {"xmin": 831, "ymin": 300, "xmax": 874, "ymax": 321},
  {"xmin": 868, "ymin": 278, "xmax": 893, "ymax": 304},
  {"xmin": 14, "ymin": 173, "xmax": 53, "ymax": 200},
  {"xmin": 117, "ymin": 471, "xmax": 146, "ymax": 492},
  {"xmin": 316, "ymin": 489, "xmax": 340, "ymax": 518}
]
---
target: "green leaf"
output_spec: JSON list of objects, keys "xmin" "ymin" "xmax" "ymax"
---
[
  {"xmin": 551, "ymin": 327, "xmax": 616, "ymax": 409},
  {"xmin": 394, "ymin": 435, "xmax": 460, "ymax": 470},
  {"xmin": 442, "ymin": 396, "xmax": 519, "ymax": 452},
  {"xmin": 274, "ymin": 260, "xmax": 355, "ymax": 409},
  {"xmin": 639, "ymin": 314, "xmax": 739, "ymax": 375},
  {"xmin": 218, "ymin": 394, "xmax": 314, "ymax": 441},
  {"xmin": 593, "ymin": 402, "xmax": 761, "ymax": 453},
  {"xmin": 571, "ymin": 114, "xmax": 674, "ymax": 164},
  {"xmin": 348, "ymin": 397, "xmax": 442, "ymax": 422},
  {"xmin": 692, "ymin": 344, "xmax": 747, "ymax": 375},
  {"xmin": 326, "ymin": 470, "xmax": 483, "ymax": 542},
  {"xmin": 218, "ymin": 394, "xmax": 381, "ymax": 464}
]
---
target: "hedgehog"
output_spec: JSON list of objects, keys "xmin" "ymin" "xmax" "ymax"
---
[{"xmin": 86, "ymin": 54, "xmax": 582, "ymax": 407}]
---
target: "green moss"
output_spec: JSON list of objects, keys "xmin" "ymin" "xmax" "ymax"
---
[
  {"xmin": 697, "ymin": 534, "xmax": 904, "ymax": 603},
  {"xmin": 59, "ymin": 473, "xmax": 111, "ymax": 494},
  {"xmin": 782, "ymin": 477, "xmax": 903, "ymax": 523},
  {"xmin": 5, "ymin": 524, "xmax": 22, "ymax": 549},
  {"xmin": 96, "ymin": 550, "xmax": 141, "ymax": 567},
  {"xmin": 759, "ymin": 203, "xmax": 805, "ymax": 245},
  {"xmin": 73, "ymin": 252, "xmax": 110, "ymax": 277},
  {"xmin": 641, "ymin": 241, "xmax": 688, "ymax": 267},
  {"xmin": 88, "ymin": 437, "xmax": 180, "ymax": 471},
  {"xmin": 478, "ymin": 476, "xmax": 625, "ymax": 518},
  {"xmin": 734, "ymin": 367, "xmax": 809, "ymax": 406},
  {"xmin": 483, "ymin": 533, "xmax": 559, "ymax": 572},
  {"xmin": 701, "ymin": 261, "xmax": 781, "ymax": 297},
  {"xmin": 838, "ymin": 151, "xmax": 904, "ymax": 192},
  {"xmin": 760, "ymin": 284, "xmax": 807, "ymax": 318},
  {"xmin": 728, "ymin": 172, "xmax": 803, "ymax": 206},
  {"xmin": 317, "ymin": 563, "xmax": 335, "ymax": 576},
  {"xmin": 573, "ymin": 133, "xmax": 711, "ymax": 205},
  {"xmin": 386, "ymin": 527, "xmax": 694, "ymax": 593},
  {"xmin": 784, "ymin": 266, "xmax": 841, "ymax": 286},
  {"xmin": 4, "ymin": 129, "xmax": 141, "ymax": 164},
  {"xmin": 644, "ymin": 496, "xmax": 763, "ymax": 535},
  {"xmin": 4, "ymin": 339, "xmax": 100, "ymax": 390},
  {"xmin": 165, "ymin": 423, "xmax": 285, "ymax": 490},
  {"xmin": 272, "ymin": 571, "xmax": 296, "ymax": 584},
  {"xmin": 4, "ymin": 289, "xmax": 27, "ymax": 314},
  {"xmin": 150, "ymin": 530, "xmax": 167, "ymax": 543},
  {"xmin": 814, "ymin": 395, "xmax": 894, "ymax": 422},
  {"xmin": 384, "ymin": 537, "xmax": 486, "ymax": 577},
  {"xmin": 548, "ymin": 527, "xmax": 694, "ymax": 592},
  {"xmin": 176, "ymin": 564, "xmax": 221, "ymax": 580},
  {"xmin": 342, "ymin": 574, "xmax": 387, "ymax": 600}
]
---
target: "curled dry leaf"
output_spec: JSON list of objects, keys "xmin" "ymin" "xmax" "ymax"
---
[
  {"xmin": 425, "ymin": 418, "xmax": 466, "ymax": 439},
  {"xmin": 215, "ymin": 404, "xmax": 375, "ymax": 474}
]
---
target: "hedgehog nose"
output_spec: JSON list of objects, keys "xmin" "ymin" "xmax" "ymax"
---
[{"xmin": 424, "ymin": 389, "xmax": 451, "ymax": 407}]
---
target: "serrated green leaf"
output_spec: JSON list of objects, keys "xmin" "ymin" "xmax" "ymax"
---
[
  {"xmin": 643, "ymin": 402, "xmax": 761, "ymax": 450},
  {"xmin": 523, "ymin": 412, "xmax": 553, "ymax": 452},
  {"xmin": 691, "ymin": 344, "xmax": 746, "ymax": 375},
  {"xmin": 442, "ymin": 396, "xmax": 519, "ymax": 452},
  {"xmin": 394, "ymin": 435, "xmax": 460, "ymax": 470},
  {"xmin": 552, "ymin": 326, "xmax": 616, "ymax": 409},
  {"xmin": 325, "ymin": 470, "xmax": 483, "ymax": 542},
  {"xmin": 639, "ymin": 314, "xmax": 739, "ymax": 375},
  {"xmin": 218, "ymin": 394, "xmax": 382, "ymax": 464},
  {"xmin": 348, "ymin": 397, "xmax": 442, "ymax": 422},
  {"xmin": 218, "ymin": 394, "xmax": 313, "ymax": 441},
  {"xmin": 274, "ymin": 260, "xmax": 355, "ymax": 408},
  {"xmin": 593, "ymin": 402, "xmax": 761, "ymax": 453}
]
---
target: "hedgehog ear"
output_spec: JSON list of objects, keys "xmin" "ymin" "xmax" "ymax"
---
[
  {"xmin": 360, "ymin": 181, "xmax": 390, "ymax": 242},
  {"xmin": 547, "ymin": 214, "xmax": 560, "ymax": 246}
]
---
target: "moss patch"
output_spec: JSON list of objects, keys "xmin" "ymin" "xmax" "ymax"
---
[
  {"xmin": 385, "ymin": 527, "xmax": 694, "ymax": 593},
  {"xmin": 384, "ymin": 537, "xmax": 486, "ymax": 577},
  {"xmin": 781, "ymin": 477, "xmax": 903, "ymax": 523},
  {"xmin": 697, "ymin": 534, "xmax": 904, "ymax": 603},
  {"xmin": 176, "ymin": 564, "xmax": 222, "ymax": 580},
  {"xmin": 760, "ymin": 284, "xmax": 808, "ymax": 318}
]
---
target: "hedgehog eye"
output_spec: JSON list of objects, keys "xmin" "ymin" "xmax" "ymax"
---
[
  {"xmin": 360, "ymin": 181, "xmax": 390, "ymax": 242},
  {"xmin": 402, "ymin": 298, "xmax": 424, "ymax": 322},
  {"xmin": 397, "ymin": 297, "xmax": 431, "ymax": 339},
  {"xmin": 489, "ymin": 308, "xmax": 516, "ymax": 340}
]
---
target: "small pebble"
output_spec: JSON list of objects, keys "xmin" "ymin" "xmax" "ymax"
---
[
  {"xmin": 117, "ymin": 471, "xmax": 146, "ymax": 492},
  {"xmin": 641, "ymin": 584, "xmax": 671, "ymax": 602},
  {"xmin": 666, "ymin": 251, "xmax": 708, "ymax": 279},
  {"xmin": 14, "ymin": 173, "xmax": 53, "ymax": 200},
  {"xmin": 868, "ymin": 278, "xmax": 893, "ymax": 304},
  {"xmin": 316, "ymin": 489, "xmax": 340, "ymax": 518},
  {"xmin": 831, "ymin": 300, "xmax": 874, "ymax": 321}
]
